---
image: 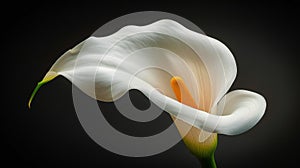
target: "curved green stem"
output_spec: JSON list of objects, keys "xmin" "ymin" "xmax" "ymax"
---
[{"xmin": 198, "ymin": 154, "xmax": 217, "ymax": 168}]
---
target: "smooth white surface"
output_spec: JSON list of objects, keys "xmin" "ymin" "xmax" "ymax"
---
[{"xmin": 45, "ymin": 19, "xmax": 266, "ymax": 135}]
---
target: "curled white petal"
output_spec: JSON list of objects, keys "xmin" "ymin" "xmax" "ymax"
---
[
  {"xmin": 37, "ymin": 19, "xmax": 266, "ymax": 136},
  {"xmin": 213, "ymin": 90, "xmax": 266, "ymax": 135},
  {"xmin": 130, "ymin": 78, "xmax": 266, "ymax": 135},
  {"xmin": 51, "ymin": 19, "xmax": 236, "ymax": 111}
]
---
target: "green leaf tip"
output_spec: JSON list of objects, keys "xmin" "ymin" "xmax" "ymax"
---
[
  {"xmin": 28, "ymin": 81, "xmax": 46, "ymax": 108},
  {"xmin": 28, "ymin": 71, "xmax": 58, "ymax": 108}
]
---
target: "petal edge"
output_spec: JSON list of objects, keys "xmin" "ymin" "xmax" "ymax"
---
[{"xmin": 214, "ymin": 90, "xmax": 267, "ymax": 135}]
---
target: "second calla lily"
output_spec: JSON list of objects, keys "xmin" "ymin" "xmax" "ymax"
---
[{"xmin": 29, "ymin": 19, "xmax": 266, "ymax": 168}]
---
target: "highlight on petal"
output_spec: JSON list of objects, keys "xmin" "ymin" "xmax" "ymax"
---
[
  {"xmin": 30, "ymin": 19, "xmax": 266, "ymax": 138},
  {"xmin": 129, "ymin": 77, "xmax": 266, "ymax": 136},
  {"xmin": 213, "ymin": 90, "xmax": 267, "ymax": 135},
  {"xmin": 40, "ymin": 19, "xmax": 237, "ymax": 110}
]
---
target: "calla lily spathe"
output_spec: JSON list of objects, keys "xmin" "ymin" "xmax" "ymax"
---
[
  {"xmin": 30, "ymin": 19, "xmax": 266, "ymax": 136},
  {"xmin": 29, "ymin": 19, "xmax": 266, "ymax": 167}
]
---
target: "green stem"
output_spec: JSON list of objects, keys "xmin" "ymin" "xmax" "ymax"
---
[{"xmin": 198, "ymin": 154, "xmax": 217, "ymax": 168}]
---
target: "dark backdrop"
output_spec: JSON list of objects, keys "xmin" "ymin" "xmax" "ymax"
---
[{"xmin": 3, "ymin": 1, "xmax": 299, "ymax": 168}]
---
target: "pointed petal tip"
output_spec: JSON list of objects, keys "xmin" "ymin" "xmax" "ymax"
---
[
  {"xmin": 28, "ymin": 81, "xmax": 46, "ymax": 109},
  {"xmin": 28, "ymin": 71, "xmax": 58, "ymax": 109}
]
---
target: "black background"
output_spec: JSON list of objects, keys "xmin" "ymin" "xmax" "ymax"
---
[{"xmin": 3, "ymin": 1, "xmax": 299, "ymax": 168}]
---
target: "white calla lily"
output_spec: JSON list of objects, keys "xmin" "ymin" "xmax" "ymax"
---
[
  {"xmin": 30, "ymin": 19, "xmax": 266, "ymax": 135},
  {"xmin": 29, "ymin": 19, "xmax": 266, "ymax": 167}
]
